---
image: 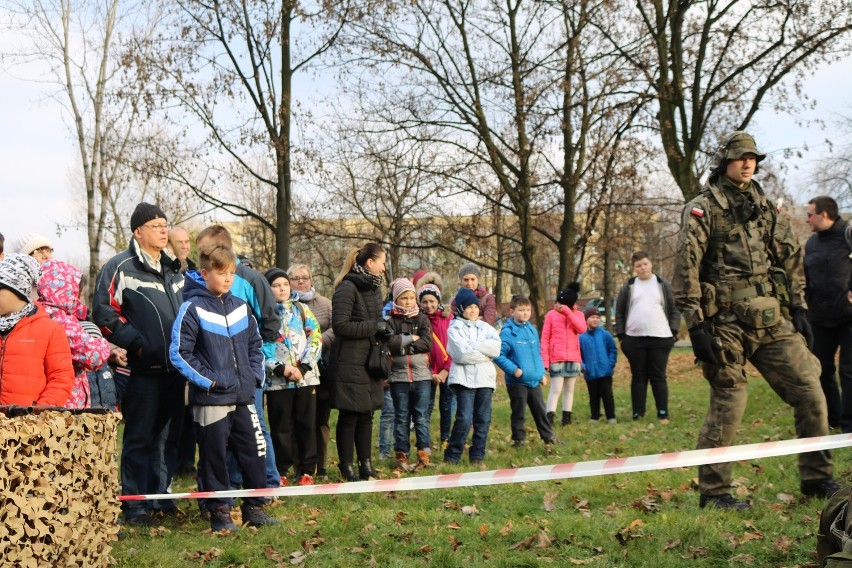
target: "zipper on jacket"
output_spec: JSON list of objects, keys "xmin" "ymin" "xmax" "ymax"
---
[{"xmin": 0, "ymin": 336, "xmax": 5, "ymax": 395}]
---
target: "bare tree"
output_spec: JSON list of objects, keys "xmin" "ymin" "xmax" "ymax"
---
[
  {"xmin": 135, "ymin": 0, "xmax": 355, "ymax": 267},
  {"xmin": 3, "ymin": 0, "xmax": 159, "ymax": 291},
  {"xmin": 603, "ymin": 0, "xmax": 852, "ymax": 199}
]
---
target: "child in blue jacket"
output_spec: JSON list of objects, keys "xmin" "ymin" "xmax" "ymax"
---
[
  {"xmin": 494, "ymin": 295, "xmax": 557, "ymax": 446},
  {"xmin": 170, "ymin": 244, "xmax": 279, "ymax": 532},
  {"xmin": 578, "ymin": 307, "xmax": 618, "ymax": 423}
]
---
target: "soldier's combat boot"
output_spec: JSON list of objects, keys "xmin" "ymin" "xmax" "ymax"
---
[
  {"xmin": 699, "ymin": 494, "xmax": 750, "ymax": 511},
  {"xmin": 801, "ymin": 478, "xmax": 843, "ymax": 499}
]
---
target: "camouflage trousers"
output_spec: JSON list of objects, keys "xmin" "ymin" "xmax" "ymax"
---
[{"xmin": 697, "ymin": 317, "xmax": 832, "ymax": 496}]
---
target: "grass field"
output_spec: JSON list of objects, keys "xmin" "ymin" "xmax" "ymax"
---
[{"xmin": 112, "ymin": 348, "xmax": 852, "ymax": 567}]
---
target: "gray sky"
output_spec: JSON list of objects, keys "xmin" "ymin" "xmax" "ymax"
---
[{"xmin": 1, "ymin": 53, "xmax": 850, "ymax": 265}]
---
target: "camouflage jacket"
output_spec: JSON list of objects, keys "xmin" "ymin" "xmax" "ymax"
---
[{"xmin": 671, "ymin": 176, "xmax": 806, "ymax": 329}]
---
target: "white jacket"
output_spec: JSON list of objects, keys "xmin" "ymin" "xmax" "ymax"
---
[{"xmin": 447, "ymin": 317, "xmax": 501, "ymax": 389}]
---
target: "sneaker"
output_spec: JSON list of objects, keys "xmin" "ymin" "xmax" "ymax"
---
[
  {"xmin": 699, "ymin": 493, "xmax": 750, "ymax": 510},
  {"xmin": 801, "ymin": 478, "xmax": 843, "ymax": 499},
  {"xmin": 589, "ymin": 418, "xmax": 600, "ymax": 423},
  {"xmin": 279, "ymin": 476, "xmax": 289, "ymax": 487},
  {"xmin": 295, "ymin": 474, "xmax": 314, "ymax": 486},
  {"xmin": 441, "ymin": 439, "xmax": 449, "ymax": 452},
  {"xmin": 470, "ymin": 459, "xmax": 486, "ymax": 470},
  {"xmin": 543, "ymin": 437, "xmax": 559, "ymax": 445},
  {"xmin": 512, "ymin": 439, "xmax": 527, "ymax": 448},
  {"xmin": 316, "ymin": 468, "xmax": 328, "ymax": 482},
  {"xmin": 241, "ymin": 505, "xmax": 280, "ymax": 527},
  {"xmin": 632, "ymin": 413, "xmax": 644, "ymax": 421},
  {"xmin": 659, "ymin": 418, "xmax": 670, "ymax": 425},
  {"xmin": 210, "ymin": 507, "xmax": 238, "ymax": 532},
  {"xmin": 124, "ymin": 513, "xmax": 157, "ymax": 527},
  {"xmin": 607, "ymin": 418, "xmax": 618, "ymax": 424}
]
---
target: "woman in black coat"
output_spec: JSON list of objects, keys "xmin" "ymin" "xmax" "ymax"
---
[{"xmin": 328, "ymin": 242, "xmax": 387, "ymax": 481}]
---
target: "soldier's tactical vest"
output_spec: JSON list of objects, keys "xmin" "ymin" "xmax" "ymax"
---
[{"xmin": 699, "ymin": 179, "xmax": 779, "ymax": 309}]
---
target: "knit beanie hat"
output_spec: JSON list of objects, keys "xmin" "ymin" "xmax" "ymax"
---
[
  {"xmin": 455, "ymin": 287, "xmax": 480, "ymax": 315},
  {"xmin": 0, "ymin": 253, "xmax": 41, "ymax": 301},
  {"xmin": 12, "ymin": 232, "xmax": 53, "ymax": 256},
  {"xmin": 583, "ymin": 307, "xmax": 599, "ymax": 320},
  {"xmin": 391, "ymin": 278, "xmax": 416, "ymax": 303},
  {"xmin": 264, "ymin": 267, "xmax": 289, "ymax": 287},
  {"xmin": 556, "ymin": 282, "xmax": 580, "ymax": 307},
  {"xmin": 418, "ymin": 283, "xmax": 442, "ymax": 303},
  {"xmin": 458, "ymin": 262, "xmax": 481, "ymax": 281},
  {"xmin": 130, "ymin": 202, "xmax": 167, "ymax": 232}
]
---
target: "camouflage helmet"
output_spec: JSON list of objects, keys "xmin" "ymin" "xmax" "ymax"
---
[{"xmin": 707, "ymin": 131, "xmax": 765, "ymax": 182}]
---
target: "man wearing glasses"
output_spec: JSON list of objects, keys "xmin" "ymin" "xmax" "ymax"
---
[{"xmin": 94, "ymin": 202, "xmax": 186, "ymax": 526}]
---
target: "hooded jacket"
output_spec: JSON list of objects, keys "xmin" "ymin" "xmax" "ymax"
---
[
  {"xmin": 170, "ymin": 271, "xmax": 265, "ymax": 406},
  {"xmin": 540, "ymin": 305, "xmax": 586, "ymax": 367},
  {"xmin": 0, "ymin": 307, "xmax": 74, "ymax": 407},
  {"xmin": 494, "ymin": 317, "xmax": 545, "ymax": 387},
  {"xmin": 446, "ymin": 316, "xmax": 501, "ymax": 389},
  {"xmin": 579, "ymin": 326, "xmax": 618, "ymax": 381},
  {"xmin": 38, "ymin": 259, "xmax": 111, "ymax": 408},
  {"xmin": 93, "ymin": 238, "xmax": 185, "ymax": 374}
]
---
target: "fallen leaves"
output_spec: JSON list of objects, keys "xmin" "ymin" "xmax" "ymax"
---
[{"xmin": 614, "ymin": 519, "xmax": 644, "ymax": 546}]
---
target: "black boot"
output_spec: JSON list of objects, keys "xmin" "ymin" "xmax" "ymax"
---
[
  {"xmin": 562, "ymin": 411, "xmax": 572, "ymax": 425},
  {"xmin": 359, "ymin": 459, "xmax": 377, "ymax": 480},
  {"xmin": 338, "ymin": 462, "xmax": 358, "ymax": 482},
  {"xmin": 546, "ymin": 411, "xmax": 556, "ymax": 426}
]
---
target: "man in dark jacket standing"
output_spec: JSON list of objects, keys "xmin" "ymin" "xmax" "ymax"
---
[
  {"xmin": 805, "ymin": 195, "xmax": 852, "ymax": 432},
  {"xmin": 93, "ymin": 203, "xmax": 185, "ymax": 525}
]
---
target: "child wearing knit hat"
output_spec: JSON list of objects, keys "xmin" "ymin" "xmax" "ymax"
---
[
  {"xmin": 579, "ymin": 307, "xmax": 618, "ymax": 423},
  {"xmin": 0, "ymin": 254, "xmax": 75, "ymax": 406},
  {"xmin": 541, "ymin": 282, "xmax": 586, "ymax": 427},
  {"xmin": 263, "ymin": 267, "xmax": 323, "ymax": 486},
  {"xmin": 417, "ymin": 276, "xmax": 455, "ymax": 449},
  {"xmin": 385, "ymin": 278, "xmax": 434, "ymax": 471},
  {"xmin": 451, "ymin": 262, "xmax": 500, "ymax": 326},
  {"xmin": 444, "ymin": 287, "xmax": 502, "ymax": 467}
]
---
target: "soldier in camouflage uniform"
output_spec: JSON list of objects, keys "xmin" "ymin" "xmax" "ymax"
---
[{"xmin": 671, "ymin": 131, "xmax": 841, "ymax": 510}]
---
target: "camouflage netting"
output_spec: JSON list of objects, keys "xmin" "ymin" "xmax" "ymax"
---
[{"xmin": 0, "ymin": 409, "xmax": 122, "ymax": 567}]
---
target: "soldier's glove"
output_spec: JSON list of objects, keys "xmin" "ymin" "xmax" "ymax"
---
[
  {"xmin": 688, "ymin": 322, "xmax": 719, "ymax": 365},
  {"xmin": 791, "ymin": 307, "xmax": 814, "ymax": 349}
]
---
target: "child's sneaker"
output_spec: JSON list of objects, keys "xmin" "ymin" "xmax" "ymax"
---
[
  {"xmin": 416, "ymin": 449, "xmax": 431, "ymax": 468},
  {"xmin": 210, "ymin": 506, "xmax": 237, "ymax": 532},
  {"xmin": 607, "ymin": 418, "xmax": 618, "ymax": 424},
  {"xmin": 279, "ymin": 475, "xmax": 289, "ymax": 487},
  {"xmin": 295, "ymin": 474, "xmax": 314, "ymax": 486},
  {"xmin": 543, "ymin": 437, "xmax": 559, "ymax": 445},
  {"xmin": 512, "ymin": 439, "xmax": 526, "ymax": 448},
  {"xmin": 240, "ymin": 505, "xmax": 280, "ymax": 527}
]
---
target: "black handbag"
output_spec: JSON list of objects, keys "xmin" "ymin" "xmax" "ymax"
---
[{"xmin": 367, "ymin": 335, "xmax": 392, "ymax": 379}]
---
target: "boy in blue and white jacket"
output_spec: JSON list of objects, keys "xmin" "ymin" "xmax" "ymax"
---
[
  {"xmin": 494, "ymin": 295, "xmax": 557, "ymax": 447},
  {"xmin": 170, "ymin": 244, "xmax": 278, "ymax": 532},
  {"xmin": 444, "ymin": 287, "xmax": 501, "ymax": 465},
  {"xmin": 578, "ymin": 307, "xmax": 618, "ymax": 423}
]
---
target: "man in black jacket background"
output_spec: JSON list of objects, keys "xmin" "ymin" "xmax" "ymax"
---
[
  {"xmin": 94, "ymin": 202, "xmax": 185, "ymax": 525},
  {"xmin": 805, "ymin": 195, "xmax": 852, "ymax": 432}
]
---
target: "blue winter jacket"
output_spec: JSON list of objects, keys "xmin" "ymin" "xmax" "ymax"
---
[
  {"xmin": 170, "ymin": 271, "xmax": 265, "ymax": 406},
  {"xmin": 578, "ymin": 327, "xmax": 617, "ymax": 381},
  {"xmin": 494, "ymin": 317, "xmax": 546, "ymax": 387}
]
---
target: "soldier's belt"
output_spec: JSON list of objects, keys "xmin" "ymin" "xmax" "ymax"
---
[{"xmin": 728, "ymin": 281, "xmax": 773, "ymax": 301}]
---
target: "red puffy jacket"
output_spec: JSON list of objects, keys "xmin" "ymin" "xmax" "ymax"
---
[{"xmin": 0, "ymin": 307, "xmax": 74, "ymax": 407}]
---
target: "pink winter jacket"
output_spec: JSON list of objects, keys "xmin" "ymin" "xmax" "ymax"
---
[{"xmin": 540, "ymin": 306, "xmax": 587, "ymax": 367}]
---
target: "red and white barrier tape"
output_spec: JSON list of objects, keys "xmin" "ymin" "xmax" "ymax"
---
[{"xmin": 121, "ymin": 433, "xmax": 852, "ymax": 501}]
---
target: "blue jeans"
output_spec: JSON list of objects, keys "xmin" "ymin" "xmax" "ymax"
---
[
  {"xmin": 228, "ymin": 387, "xmax": 280, "ymax": 489},
  {"xmin": 427, "ymin": 381, "xmax": 456, "ymax": 442},
  {"xmin": 120, "ymin": 372, "xmax": 185, "ymax": 519},
  {"xmin": 444, "ymin": 385, "xmax": 493, "ymax": 463},
  {"xmin": 378, "ymin": 387, "xmax": 394, "ymax": 457},
  {"xmin": 390, "ymin": 381, "xmax": 432, "ymax": 455}
]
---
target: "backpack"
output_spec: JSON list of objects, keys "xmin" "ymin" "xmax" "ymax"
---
[{"xmin": 818, "ymin": 486, "xmax": 852, "ymax": 566}]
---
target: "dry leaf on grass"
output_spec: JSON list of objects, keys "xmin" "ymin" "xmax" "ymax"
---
[
  {"xmin": 185, "ymin": 547, "xmax": 224, "ymax": 562},
  {"xmin": 264, "ymin": 546, "xmax": 285, "ymax": 562},
  {"xmin": 462, "ymin": 505, "xmax": 478, "ymax": 516},
  {"xmin": 500, "ymin": 521, "xmax": 513, "ymax": 536},
  {"xmin": 777, "ymin": 492, "xmax": 796, "ymax": 504},
  {"xmin": 478, "ymin": 524, "xmax": 489, "ymax": 538},
  {"xmin": 543, "ymin": 492, "xmax": 557, "ymax": 512},
  {"xmin": 447, "ymin": 521, "xmax": 462, "ymax": 530},
  {"xmin": 773, "ymin": 536, "xmax": 794, "ymax": 553},
  {"xmin": 663, "ymin": 539, "xmax": 681, "ymax": 551},
  {"xmin": 614, "ymin": 519, "xmax": 644, "ymax": 546}
]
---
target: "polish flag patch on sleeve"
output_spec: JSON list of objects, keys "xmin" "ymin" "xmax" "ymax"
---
[{"xmin": 690, "ymin": 206, "xmax": 704, "ymax": 218}]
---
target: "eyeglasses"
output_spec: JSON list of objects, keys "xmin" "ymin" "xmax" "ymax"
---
[
  {"xmin": 141, "ymin": 223, "xmax": 171, "ymax": 232},
  {"xmin": 33, "ymin": 247, "xmax": 54, "ymax": 255},
  {"xmin": 290, "ymin": 276, "xmax": 311, "ymax": 282}
]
